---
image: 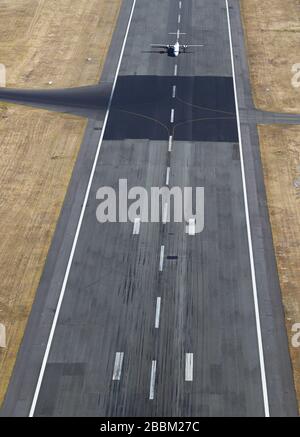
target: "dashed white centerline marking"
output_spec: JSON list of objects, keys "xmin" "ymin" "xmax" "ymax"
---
[
  {"xmin": 178, "ymin": 14, "xmax": 181, "ymax": 24},
  {"xmin": 172, "ymin": 85, "xmax": 177, "ymax": 98},
  {"xmin": 174, "ymin": 64, "xmax": 178, "ymax": 76},
  {"xmin": 149, "ymin": 360, "xmax": 157, "ymax": 400},
  {"xmin": 188, "ymin": 218, "xmax": 195, "ymax": 236},
  {"xmin": 133, "ymin": 218, "xmax": 141, "ymax": 235},
  {"xmin": 170, "ymin": 109, "xmax": 175, "ymax": 123},
  {"xmin": 162, "ymin": 202, "xmax": 168, "ymax": 224},
  {"xmin": 112, "ymin": 352, "xmax": 124, "ymax": 381},
  {"xmin": 166, "ymin": 167, "xmax": 170, "ymax": 186},
  {"xmin": 179, "ymin": 1, "xmax": 182, "ymax": 9},
  {"xmin": 159, "ymin": 245, "xmax": 165, "ymax": 271},
  {"xmin": 168, "ymin": 135, "xmax": 173, "ymax": 152},
  {"xmin": 177, "ymin": 29, "xmax": 180, "ymax": 40},
  {"xmin": 185, "ymin": 353, "xmax": 193, "ymax": 381},
  {"xmin": 155, "ymin": 298, "xmax": 161, "ymax": 329}
]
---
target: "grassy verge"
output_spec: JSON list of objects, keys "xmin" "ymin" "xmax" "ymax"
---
[{"xmin": 241, "ymin": 0, "xmax": 300, "ymax": 411}]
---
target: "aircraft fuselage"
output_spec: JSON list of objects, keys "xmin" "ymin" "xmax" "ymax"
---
[{"xmin": 168, "ymin": 42, "xmax": 180, "ymax": 57}]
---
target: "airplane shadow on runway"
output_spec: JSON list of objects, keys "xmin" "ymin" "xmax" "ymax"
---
[
  {"xmin": 0, "ymin": 76, "xmax": 238, "ymax": 142},
  {"xmin": 0, "ymin": 84, "xmax": 112, "ymax": 119}
]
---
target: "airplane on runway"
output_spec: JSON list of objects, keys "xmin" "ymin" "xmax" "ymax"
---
[{"xmin": 150, "ymin": 40, "xmax": 204, "ymax": 57}]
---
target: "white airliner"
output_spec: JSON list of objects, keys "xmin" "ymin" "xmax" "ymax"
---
[{"xmin": 151, "ymin": 40, "xmax": 203, "ymax": 57}]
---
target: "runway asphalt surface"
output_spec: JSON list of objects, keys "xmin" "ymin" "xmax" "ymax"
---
[{"xmin": 1, "ymin": 0, "xmax": 298, "ymax": 417}]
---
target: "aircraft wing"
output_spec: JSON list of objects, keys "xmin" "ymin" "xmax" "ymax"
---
[
  {"xmin": 181, "ymin": 44, "xmax": 204, "ymax": 47},
  {"xmin": 151, "ymin": 44, "xmax": 169, "ymax": 49}
]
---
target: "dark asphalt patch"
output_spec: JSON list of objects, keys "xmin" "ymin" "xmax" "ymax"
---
[{"xmin": 104, "ymin": 76, "xmax": 238, "ymax": 142}]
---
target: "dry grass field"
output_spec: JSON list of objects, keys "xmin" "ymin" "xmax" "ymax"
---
[
  {"xmin": 0, "ymin": 0, "xmax": 121, "ymax": 406},
  {"xmin": 0, "ymin": 0, "xmax": 121, "ymax": 88},
  {"xmin": 259, "ymin": 125, "xmax": 300, "ymax": 409},
  {"xmin": 241, "ymin": 0, "xmax": 300, "ymax": 113},
  {"xmin": 241, "ymin": 0, "xmax": 300, "ymax": 411}
]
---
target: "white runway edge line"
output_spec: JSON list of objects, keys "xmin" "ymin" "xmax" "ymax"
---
[
  {"xmin": 155, "ymin": 297, "xmax": 161, "ymax": 329},
  {"xmin": 112, "ymin": 352, "xmax": 124, "ymax": 380},
  {"xmin": 28, "ymin": 0, "xmax": 138, "ymax": 417},
  {"xmin": 149, "ymin": 360, "xmax": 157, "ymax": 400},
  {"xmin": 185, "ymin": 353, "xmax": 193, "ymax": 381},
  {"xmin": 225, "ymin": 0, "xmax": 270, "ymax": 417}
]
